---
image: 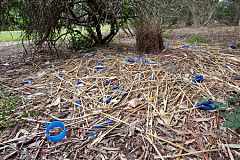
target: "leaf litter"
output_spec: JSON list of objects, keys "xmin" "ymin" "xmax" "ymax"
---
[{"xmin": 0, "ymin": 43, "xmax": 240, "ymax": 159}]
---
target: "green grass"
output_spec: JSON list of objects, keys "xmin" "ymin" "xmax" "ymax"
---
[
  {"xmin": 0, "ymin": 26, "xmax": 110, "ymax": 42},
  {"xmin": 0, "ymin": 31, "xmax": 22, "ymax": 42},
  {"xmin": 187, "ymin": 35, "xmax": 209, "ymax": 44}
]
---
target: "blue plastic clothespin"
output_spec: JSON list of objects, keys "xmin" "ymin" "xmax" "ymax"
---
[{"xmin": 45, "ymin": 121, "xmax": 66, "ymax": 142}]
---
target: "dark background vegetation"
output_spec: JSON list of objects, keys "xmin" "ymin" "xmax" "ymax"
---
[{"xmin": 0, "ymin": 0, "xmax": 239, "ymax": 52}]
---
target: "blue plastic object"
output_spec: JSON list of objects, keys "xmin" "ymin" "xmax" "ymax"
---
[
  {"xmin": 195, "ymin": 101, "xmax": 222, "ymax": 110},
  {"xmin": 136, "ymin": 57, "xmax": 143, "ymax": 63},
  {"xmin": 181, "ymin": 45, "xmax": 189, "ymax": 49},
  {"xmin": 229, "ymin": 44, "xmax": 237, "ymax": 49},
  {"xmin": 126, "ymin": 58, "xmax": 135, "ymax": 63},
  {"xmin": 96, "ymin": 61, "xmax": 102, "ymax": 65},
  {"xmin": 79, "ymin": 53, "xmax": 86, "ymax": 58},
  {"xmin": 94, "ymin": 65, "xmax": 107, "ymax": 70},
  {"xmin": 101, "ymin": 96, "xmax": 112, "ymax": 104},
  {"xmin": 149, "ymin": 75, "xmax": 156, "ymax": 80},
  {"xmin": 104, "ymin": 80, "xmax": 113, "ymax": 86},
  {"xmin": 23, "ymin": 77, "xmax": 35, "ymax": 84},
  {"xmin": 58, "ymin": 72, "xmax": 64, "ymax": 77},
  {"xmin": 170, "ymin": 63, "xmax": 173, "ymax": 75},
  {"xmin": 75, "ymin": 100, "xmax": 84, "ymax": 105},
  {"xmin": 112, "ymin": 84, "xmax": 120, "ymax": 90},
  {"xmin": 192, "ymin": 75, "xmax": 204, "ymax": 83},
  {"xmin": 92, "ymin": 119, "xmax": 115, "ymax": 129},
  {"xmin": 119, "ymin": 87, "xmax": 124, "ymax": 95},
  {"xmin": 45, "ymin": 121, "xmax": 66, "ymax": 143},
  {"xmin": 235, "ymin": 73, "xmax": 240, "ymax": 80},
  {"xmin": 88, "ymin": 133, "xmax": 97, "ymax": 139},
  {"xmin": 181, "ymin": 45, "xmax": 201, "ymax": 50},
  {"xmin": 76, "ymin": 82, "xmax": 85, "ymax": 86}
]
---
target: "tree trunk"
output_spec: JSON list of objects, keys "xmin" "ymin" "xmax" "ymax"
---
[
  {"xmin": 189, "ymin": 1, "xmax": 200, "ymax": 28},
  {"xmin": 203, "ymin": 8, "xmax": 215, "ymax": 27},
  {"xmin": 233, "ymin": 2, "xmax": 240, "ymax": 26}
]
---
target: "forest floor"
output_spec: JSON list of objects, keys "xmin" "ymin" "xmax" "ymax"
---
[{"xmin": 0, "ymin": 26, "xmax": 240, "ymax": 160}]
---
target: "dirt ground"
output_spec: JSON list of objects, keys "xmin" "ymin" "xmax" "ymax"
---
[
  {"xmin": 0, "ymin": 26, "xmax": 239, "ymax": 62},
  {"xmin": 0, "ymin": 42, "xmax": 24, "ymax": 60}
]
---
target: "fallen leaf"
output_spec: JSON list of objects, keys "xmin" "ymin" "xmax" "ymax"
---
[
  {"xmin": 36, "ymin": 71, "xmax": 46, "ymax": 78},
  {"xmin": 127, "ymin": 98, "xmax": 141, "ymax": 108},
  {"xmin": 51, "ymin": 96, "xmax": 61, "ymax": 106},
  {"xmin": 159, "ymin": 110, "xmax": 171, "ymax": 125}
]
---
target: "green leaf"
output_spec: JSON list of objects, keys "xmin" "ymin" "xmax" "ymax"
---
[{"xmin": 1, "ymin": 111, "xmax": 6, "ymax": 120}]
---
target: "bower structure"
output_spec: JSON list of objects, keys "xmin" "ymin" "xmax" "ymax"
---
[{"xmin": 136, "ymin": 20, "xmax": 164, "ymax": 54}]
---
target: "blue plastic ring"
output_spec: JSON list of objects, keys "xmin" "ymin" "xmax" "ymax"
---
[{"xmin": 45, "ymin": 121, "xmax": 66, "ymax": 142}]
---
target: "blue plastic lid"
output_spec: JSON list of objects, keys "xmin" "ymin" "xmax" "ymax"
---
[
  {"xmin": 192, "ymin": 75, "xmax": 204, "ymax": 83},
  {"xmin": 75, "ymin": 100, "xmax": 84, "ymax": 105}
]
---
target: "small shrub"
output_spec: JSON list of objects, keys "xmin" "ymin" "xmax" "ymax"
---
[
  {"xmin": 222, "ymin": 92, "xmax": 240, "ymax": 131},
  {"xmin": 67, "ymin": 30, "xmax": 89, "ymax": 50},
  {"xmin": 0, "ymin": 89, "xmax": 20, "ymax": 128},
  {"xmin": 187, "ymin": 35, "xmax": 209, "ymax": 44}
]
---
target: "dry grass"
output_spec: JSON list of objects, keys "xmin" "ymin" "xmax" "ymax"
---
[{"xmin": 0, "ymin": 42, "xmax": 240, "ymax": 159}]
